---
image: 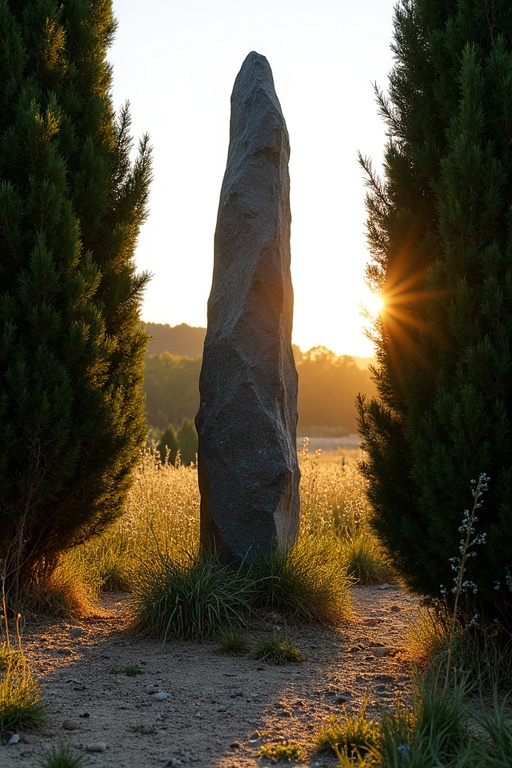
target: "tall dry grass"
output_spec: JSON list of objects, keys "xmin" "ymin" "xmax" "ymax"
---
[
  {"xmin": 299, "ymin": 441, "xmax": 391, "ymax": 583},
  {"xmin": 69, "ymin": 441, "xmax": 388, "ymax": 604},
  {"xmin": 68, "ymin": 448, "xmax": 200, "ymax": 598}
]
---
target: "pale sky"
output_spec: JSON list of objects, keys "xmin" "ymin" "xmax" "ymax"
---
[{"xmin": 110, "ymin": 0, "xmax": 396, "ymax": 357}]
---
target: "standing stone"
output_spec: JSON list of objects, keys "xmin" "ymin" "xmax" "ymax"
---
[{"xmin": 196, "ymin": 51, "xmax": 300, "ymax": 564}]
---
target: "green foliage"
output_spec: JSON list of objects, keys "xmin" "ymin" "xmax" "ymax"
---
[
  {"xmin": 218, "ymin": 628, "xmax": 250, "ymax": 655},
  {"xmin": 0, "ymin": 647, "xmax": 45, "ymax": 735},
  {"xmin": 129, "ymin": 723, "xmax": 157, "ymax": 735},
  {"xmin": 145, "ymin": 322, "xmax": 206, "ymax": 357},
  {"xmin": 259, "ymin": 740, "xmax": 303, "ymax": 761},
  {"xmin": 249, "ymin": 532, "xmax": 353, "ymax": 623},
  {"xmin": 314, "ymin": 678, "xmax": 471, "ymax": 767},
  {"xmin": 357, "ymin": 0, "xmax": 512, "ymax": 629},
  {"xmin": 177, "ymin": 418, "xmax": 198, "ymax": 466},
  {"xmin": 156, "ymin": 419, "xmax": 197, "ymax": 467},
  {"xmin": 144, "ymin": 353, "xmax": 201, "ymax": 430},
  {"xmin": 143, "ymin": 345, "xmax": 376, "ymax": 433},
  {"xmin": 314, "ymin": 698, "xmax": 380, "ymax": 760},
  {"xmin": 132, "ymin": 551, "xmax": 254, "ymax": 641},
  {"xmin": 0, "ymin": 0, "xmax": 151, "ymax": 599},
  {"xmin": 40, "ymin": 744, "xmax": 84, "ymax": 768},
  {"xmin": 157, "ymin": 424, "xmax": 179, "ymax": 465},
  {"xmin": 297, "ymin": 346, "xmax": 377, "ymax": 432},
  {"xmin": 342, "ymin": 534, "xmax": 391, "ymax": 585},
  {"xmin": 474, "ymin": 693, "xmax": 512, "ymax": 767},
  {"xmin": 109, "ymin": 665, "xmax": 142, "ymax": 677},
  {"xmin": 254, "ymin": 631, "xmax": 304, "ymax": 664}
]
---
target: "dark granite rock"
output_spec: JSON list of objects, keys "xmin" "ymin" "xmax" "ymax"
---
[{"xmin": 196, "ymin": 51, "xmax": 300, "ymax": 564}]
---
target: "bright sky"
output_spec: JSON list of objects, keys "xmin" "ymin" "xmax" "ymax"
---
[{"xmin": 109, "ymin": 0, "xmax": 396, "ymax": 358}]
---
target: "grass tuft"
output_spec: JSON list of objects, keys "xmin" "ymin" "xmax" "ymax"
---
[
  {"xmin": 132, "ymin": 551, "xmax": 254, "ymax": 641},
  {"xmin": 254, "ymin": 631, "xmax": 304, "ymax": 664},
  {"xmin": 109, "ymin": 665, "xmax": 143, "ymax": 677},
  {"xmin": 39, "ymin": 743, "xmax": 85, "ymax": 768},
  {"xmin": 0, "ymin": 646, "xmax": 45, "ymax": 735},
  {"xmin": 314, "ymin": 698, "xmax": 380, "ymax": 759},
  {"xmin": 218, "ymin": 628, "xmax": 250, "ymax": 655},
  {"xmin": 342, "ymin": 534, "xmax": 391, "ymax": 585},
  {"xmin": 259, "ymin": 740, "xmax": 303, "ymax": 761},
  {"xmin": 249, "ymin": 533, "xmax": 353, "ymax": 623}
]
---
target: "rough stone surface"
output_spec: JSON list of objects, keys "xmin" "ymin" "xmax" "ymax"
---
[{"xmin": 196, "ymin": 51, "xmax": 300, "ymax": 564}]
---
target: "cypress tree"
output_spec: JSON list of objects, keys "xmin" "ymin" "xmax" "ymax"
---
[
  {"xmin": 358, "ymin": 0, "xmax": 512, "ymax": 628},
  {"xmin": 0, "ymin": 0, "xmax": 151, "ymax": 595},
  {"xmin": 177, "ymin": 419, "xmax": 198, "ymax": 466},
  {"xmin": 157, "ymin": 425, "xmax": 179, "ymax": 466}
]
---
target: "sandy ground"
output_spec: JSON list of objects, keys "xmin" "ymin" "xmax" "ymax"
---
[{"xmin": 1, "ymin": 584, "xmax": 419, "ymax": 767}]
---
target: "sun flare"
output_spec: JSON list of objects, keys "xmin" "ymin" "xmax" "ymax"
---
[{"xmin": 363, "ymin": 290, "xmax": 384, "ymax": 317}]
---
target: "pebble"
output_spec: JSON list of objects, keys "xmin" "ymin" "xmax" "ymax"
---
[
  {"xmin": 151, "ymin": 691, "xmax": 169, "ymax": 701},
  {"xmin": 85, "ymin": 741, "xmax": 107, "ymax": 752},
  {"xmin": 229, "ymin": 688, "xmax": 243, "ymax": 698},
  {"xmin": 8, "ymin": 733, "xmax": 20, "ymax": 745},
  {"xmin": 372, "ymin": 647, "xmax": 396, "ymax": 657},
  {"xmin": 62, "ymin": 720, "xmax": 80, "ymax": 730},
  {"xmin": 165, "ymin": 759, "xmax": 184, "ymax": 768},
  {"xmin": 70, "ymin": 627, "xmax": 84, "ymax": 638},
  {"xmin": 230, "ymin": 741, "xmax": 241, "ymax": 749}
]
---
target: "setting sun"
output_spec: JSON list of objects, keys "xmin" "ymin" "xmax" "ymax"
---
[{"xmin": 363, "ymin": 290, "xmax": 384, "ymax": 317}]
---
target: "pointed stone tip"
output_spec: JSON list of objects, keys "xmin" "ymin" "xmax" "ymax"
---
[{"xmin": 240, "ymin": 50, "xmax": 271, "ymax": 73}]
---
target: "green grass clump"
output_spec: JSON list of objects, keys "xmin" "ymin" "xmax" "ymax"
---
[
  {"xmin": 259, "ymin": 740, "xmax": 303, "ymax": 761},
  {"xmin": 109, "ymin": 664, "xmax": 143, "ymax": 676},
  {"xmin": 39, "ymin": 743, "xmax": 84, "ymax": 768},
  {"xmin": 0, "ymin": 646, "xmax": 45, "ymax": 735},
  {"xmin": 218, "ymin": 628, "xmax": 250, "ymax": 655},
  {"xmin": 249, "ymin": 532, "xmax": 353, "ymax": 623},
  {"xmin": 129, "ymin": 723, "xmax": 157, "ymax": 734},
  {"xmin": 132, "ymin": 551, "xmax": 254, "ymax": 641},
  {"xmin": 312, "ymin": 675, "xmax": 484, "ymax": 767},
  {"xmin": 254, "ymin": 631, "xmax": 304, "ymax": 664},
  {"xmin": 314, "ymin": 698, "xmax": 380, "ymax": 760},
  {"xmin": 342, "ymin": 534, "xmax": 391, "ymax": 585}
]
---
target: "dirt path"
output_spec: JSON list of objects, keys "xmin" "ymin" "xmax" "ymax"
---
[{"xmin": 1, "ymin": 585, "xmax": 418, "ymax": 767}]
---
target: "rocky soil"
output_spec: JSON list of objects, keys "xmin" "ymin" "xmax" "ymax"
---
[{"xmin": 1, "ymin": 584, "xmax": 419, "ymax": 767}]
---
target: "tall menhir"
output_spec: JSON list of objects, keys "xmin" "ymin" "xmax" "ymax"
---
[{"xmin": 196, "ymin": 51, "xmax": 300, "ymax": 564}]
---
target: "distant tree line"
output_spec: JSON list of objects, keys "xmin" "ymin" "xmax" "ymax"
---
[
  {"xmin": 145, "ymin": 322, "xmax": 206, "ymax": 357},
  {"xmin": 297, "ymin": 347, "xmax": 377, "ymax": 433},
  {"xmin": 143, "ymin": 333, "xmax": 377, "ymax": 435},
  {"xmin": 156, "ymin": 419, "xmax": 198, "ymax": 466},
  {"xmin": 145, "ymin": 352, "xmax": 202, "ymax": 430}
]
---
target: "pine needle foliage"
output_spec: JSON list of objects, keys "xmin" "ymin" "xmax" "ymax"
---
[
  {"xmin": 358, "ymin": 0, "xmax": 512, "ymax": 629},
  {"xmin": 0, "ymin": 0, "xmax": 152, "ymax": 598}
]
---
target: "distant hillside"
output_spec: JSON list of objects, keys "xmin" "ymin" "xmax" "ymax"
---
[
  {"xmin": 145, "ymin": 323, "xmax": 376, "ymax": 367},
  {"xmin": 145, "ymin": 323, "xmax": 206, "ymax": 357}
]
